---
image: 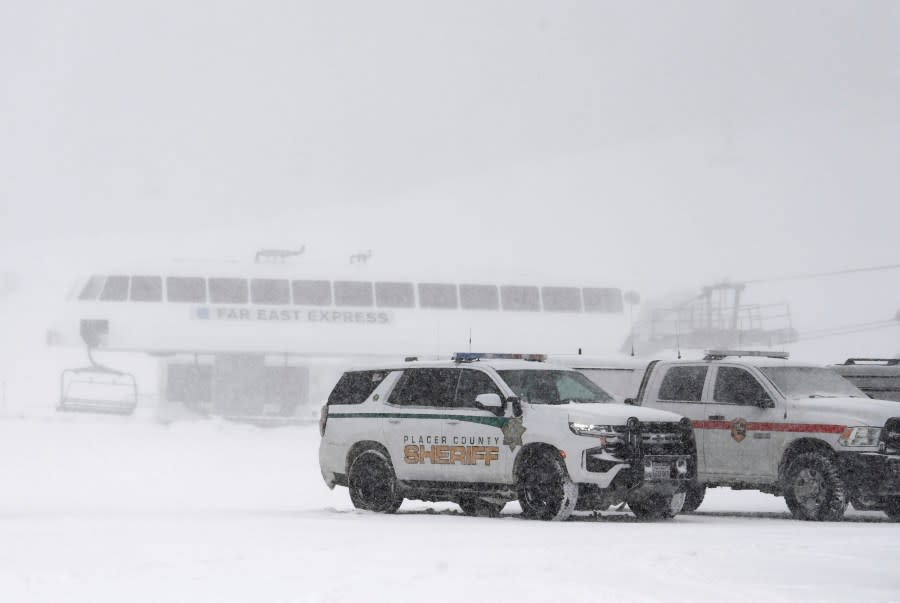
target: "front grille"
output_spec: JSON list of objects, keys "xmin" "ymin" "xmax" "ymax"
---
[
  {"xmin": 881, "ymin": 418, "xmax": 900, "ymax": 454},
  {"xmin": 635, "ymin": 420, "xmax": 695, "ymax": 456}
]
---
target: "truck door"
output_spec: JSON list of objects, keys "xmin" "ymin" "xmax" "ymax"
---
[
  {"xmin": 649, "ymin": 365, "xmax": 712, "ymax": 475},
  {"xmin": 700, "ymin": 365, "xmax": 781, "ymax": 480},
  {"xmin": 382, "ymin": 368, "xmax": 461, "ymax": 482},
  {"xmin": 440, "ymin": 367, "xmax": 510, "ymax": 484}
]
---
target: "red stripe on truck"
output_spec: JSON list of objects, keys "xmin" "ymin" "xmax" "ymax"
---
[{"xmin": 691, "ymin": 420, "xmax": 845, "ymax": 434}]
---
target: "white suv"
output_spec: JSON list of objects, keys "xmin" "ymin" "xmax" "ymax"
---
[{"xmin": 319, "ymin": 353, "xmax": 696, "ymax": 521}]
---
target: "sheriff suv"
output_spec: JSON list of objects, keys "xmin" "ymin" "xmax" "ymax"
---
[
  {"xmin": 319, "ymin": 353, "xmax": 696, "ymax": 521},
  {"xmin": 629, "ymin": 350, "xmax": 900, "ymax": 521}
]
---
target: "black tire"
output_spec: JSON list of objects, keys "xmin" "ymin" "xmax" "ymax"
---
[
  {"xmin": 884, "ymin": 497, "xmax": 900, "ymax": 521},
  {"xmin": 782, "ymin": 452, "xmax": 847, "ymax": 521},
  {"xmin": 628, "ymin": 491, "xmax": 686, "ymax": 520},
  {"xmin": 517, "ymin": 451, "xmax": 578, "ymax": 521},
  {"xmin": 458, "ymin": 497, "xmax": 506, "ymax": 518},
  {"xmin": 681, "ymin": 482, "xmax": 707, "ymax": 514},
  {"xmin": 348, "ymin": 449, "xmax": 402, "ymax": 513}
]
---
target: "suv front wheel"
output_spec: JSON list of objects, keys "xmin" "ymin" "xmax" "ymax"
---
[
  {"xmin": 348, "ymin": 449, "xmax": 403, "ymax": 513},
  {"xmin": 783, "ymin": 452, "xmax": 848, "ymax": 521},
  {"xmin": 517, "ymin": 451, "xmax": 578, "ymax": 521}
]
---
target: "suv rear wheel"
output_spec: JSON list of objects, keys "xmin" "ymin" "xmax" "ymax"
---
[
  {"xmin": 783, "ymin": 452, "xmax": 847, "ymax": 521},
  {"xmin": 628, "ymin": 491, "xmax": 686, "ymax": 520},
  {"xmin": 517, "ymin": 451, "xmax": 578, "ymax": 521},
  {"xmin": 458, "ymin": 497, "xmax": 505, "ymax": 518},
  {"xmin": 883, "ymin": 497, "xmax": 900, "ymax": 521},
  {"xmin": 348, "ymin": 449, "xmax": 402, "ymax": 513},
  {"xmin": 681, "ymin": 482, "xmax": 707, "ymax": 513}
]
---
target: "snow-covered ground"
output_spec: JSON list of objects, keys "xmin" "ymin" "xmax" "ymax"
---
[{"xmin": 0, "ymin": 416, "xmax": 897, "ymax": 602}]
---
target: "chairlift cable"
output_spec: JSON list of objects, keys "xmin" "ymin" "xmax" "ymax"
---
[{"xmin": 745, "ymin": 263, "xmax": 900, "ymax": 285}]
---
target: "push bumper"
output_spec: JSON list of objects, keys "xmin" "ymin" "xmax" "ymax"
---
[{"xmin": 839, "ymin": 452, "xmax": 900, "ymax": 496}]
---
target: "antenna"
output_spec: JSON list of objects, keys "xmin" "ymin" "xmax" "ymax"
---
[
  {"xmin": 468, "ymin": 328, "xmax": 472, "ymax": 352},
  {"xmin": 624, "ymin": 290, "xmax": 640, "ymax": 357},
  {"xmin": 675, "ymin": 312, "xmax": 682, "ymax": 360}
]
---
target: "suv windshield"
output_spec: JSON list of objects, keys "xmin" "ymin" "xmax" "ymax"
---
[
  {"xmin": 497, "ymin": 370, "xmax": 614, "ymax": 404},
  {"xmin": 760, "ymin": 367, "xmax": 866, "ymax": 399}
]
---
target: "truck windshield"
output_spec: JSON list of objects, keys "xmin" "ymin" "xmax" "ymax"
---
[
  {"xmin": 760, "ymin": 367, "xmax": 866, "ymax": 399},
  {"xmin": 497, "ymin": 370, "xmax": 614, "ymax": 404}
]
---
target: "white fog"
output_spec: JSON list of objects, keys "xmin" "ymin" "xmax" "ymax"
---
[{"xmin": 1, "ymin": 1, "xmax": 899, "ymax": 601}]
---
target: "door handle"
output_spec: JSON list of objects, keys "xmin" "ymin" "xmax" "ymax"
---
[
  {"xmin": 446, "ymin": 421, "xmax": 459, "ymax": 425},
  {"xmin": 708, "ymin": 415, "xmax": 725, "ymax": 420},
  {"xmin": 388, "ymin": 419, "xmax": 401, "ymax": 424}
]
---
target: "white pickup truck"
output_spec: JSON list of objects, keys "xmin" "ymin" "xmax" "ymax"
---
[{"xmin": 566, "ymin": 350, "xmax": 900, "ymax": 521}]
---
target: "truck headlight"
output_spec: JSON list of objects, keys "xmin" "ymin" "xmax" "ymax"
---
[
  {"xmin": 838, "ymin": 426, "xmax": 881, "ymax": 447},
  {"xmin": 569, "ymin": 422, "xmax": 619, "ymax": 438}
]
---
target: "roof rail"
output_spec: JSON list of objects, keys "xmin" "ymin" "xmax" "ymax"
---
[
  {"xmin": 841, "ymin": 358, "xmax": 900, "ymax": 366},
  {"xmin": 703, "ymin": 349, "xmax": 790, "ymax": 361},
  {"xmin": 452, "ymin": 352, "xmax": 547, "ymax": 363}
]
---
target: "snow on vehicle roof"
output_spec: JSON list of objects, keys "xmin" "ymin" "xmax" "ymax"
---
[
  {"xmin": 658, "ymin": 356, "xmax": 818, "ymax": 368},
  {"xmin": 345, "ymin": 358, "xmax": 571, "ymax": 372}
]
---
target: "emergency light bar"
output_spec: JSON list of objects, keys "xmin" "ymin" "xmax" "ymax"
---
[
  {"xmin": 452, "ymin": 352, "xmax": 547, "ymax": 363},
  {"xmin": 704, "ymin": 349, "xmax": 790, "ymax": 361}
]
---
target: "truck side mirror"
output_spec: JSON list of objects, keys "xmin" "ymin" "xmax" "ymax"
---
[{"xmin": 474, "ymin": 393, "xmax": 504, "ymax": 416}]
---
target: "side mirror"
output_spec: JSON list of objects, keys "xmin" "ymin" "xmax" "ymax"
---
[
  {"xmin": 624, "ymin": 397, "xmax": 636, "ymax": 406},
  {"xmin": 757, "ymin": 398, "xmax": 775, "ymax": 408},
  {"xmin": 474, "ymin": 393, "xmax": 504, "ymax": 416}
]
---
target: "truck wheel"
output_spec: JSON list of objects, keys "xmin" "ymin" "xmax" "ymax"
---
[
  {"xmin": 884, "ymin": 497, "xmax": 900, "ymax": 521},
  {"xmin": 681, "ymin": 483, "xmax": 707, "ymax": 513},
  {"xmin": 348, "ymin": 449, "xmax": 402, "ymax": 513},
  {"xmin": 458, "ymin": 497, "xmax": 505, "ymax": 518},
  {"xmin": 628, "ymin": 491, "xmax": 686, "ymax": 520},
  {"xmin": 782, "ymin": 452, "xmax": 847, "ymax": 521},
  {"xmin": 517, "ymin": 452, "xmax": 578, "ymax": 521}
]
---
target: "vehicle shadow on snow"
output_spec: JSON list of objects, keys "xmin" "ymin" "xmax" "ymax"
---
[
  {"xmin": 327, "ymin": 506, "xmax": 893, "ymax": 523},
  {"xmin": 687, "ymin": 510, "xmax": 891, "ymax": 523}
]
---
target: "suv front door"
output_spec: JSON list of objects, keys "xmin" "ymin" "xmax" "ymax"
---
[{"xmin": 440, "ymin": 367, "xmax": 510, "ymax": 484}]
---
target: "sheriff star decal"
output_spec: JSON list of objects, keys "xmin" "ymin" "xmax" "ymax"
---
[{"xmin": 501, "ymin": 417, "xmax": 527, "ymax": 451}]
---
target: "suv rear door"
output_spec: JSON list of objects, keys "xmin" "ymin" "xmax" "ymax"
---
[
  {"xmin": 647, "ymin": 364, "xmax": 712, "ymax": 474},
  {"xmin": 383, "ymin": 368, "xmax": 461, "ymax": 481}
]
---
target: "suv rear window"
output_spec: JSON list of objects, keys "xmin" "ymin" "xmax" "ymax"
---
[
  {"xmin": 388, "ymin": 368, "xmax": 460, "ymax": 407},
  {"xmin": 327, "ymin": 371, "xmax": 388, "ymax": 405},
  {"xmin": 658, "ymin": 366, "xmax": 708, "ymax": 402}
]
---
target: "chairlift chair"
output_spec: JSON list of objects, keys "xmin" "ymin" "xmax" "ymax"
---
[{"xmin": 58, "ymin": 357, "xmax": 138, "ymax": 415}]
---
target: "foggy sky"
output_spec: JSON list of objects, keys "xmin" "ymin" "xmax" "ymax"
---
[{"xmin": 1, "ymin": 1, "xmax": 898, "ymax": 291}]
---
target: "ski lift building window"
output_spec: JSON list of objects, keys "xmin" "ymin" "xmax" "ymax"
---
[
  {"xmin": 166, "ymin": 277, "xmax": 207, "ymax": 303},
  {"xmin": 292, "ymin": 280, "xmax": 332, "ymax": 306},
  {"xmin": 334, "ymin": 281, "xmax": 374, "ymax": 307},
  {"xmin": 251, "ymin": 279, "xmax": 290, "ymax": 305},
  {"xmin": 130, "ymin": 275, "xmax": 162, "ymax": 302}
]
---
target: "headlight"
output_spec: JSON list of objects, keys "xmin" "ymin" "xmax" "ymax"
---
[
  {"xmin": 569, "ymin": 422, "xmax": 619, "ymax": 438},
  {"xmin": 838, "ymin": 426, "xmax": 881, "ymax": 447}
]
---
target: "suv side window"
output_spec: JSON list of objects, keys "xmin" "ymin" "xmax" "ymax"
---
[
  {"xmin": 327, "ymin": 371, "xmax": 388, "ymax": 405},
  {"xmin": 714, "ymin": 367, "xmax": 772, "ymax": 405},
  {"xmin": 455, "ymin": 369, "xmax": 501, "ymax": 408},
  {"xmin": 658, "ymin": 366, "xmax": 708, "ymax": 402},
  {"xmin": 389, "ymin": 368, "xmax": 460, "ymax": 407}
]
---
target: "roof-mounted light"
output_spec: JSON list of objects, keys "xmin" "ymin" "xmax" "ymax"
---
[
  {"xmin": 452, "ymin": 352, "xmax": 547, "ymax": 363},
  {"xmin": 704, "ymin": 349, "xmax": 789, "ymax": 361}
]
